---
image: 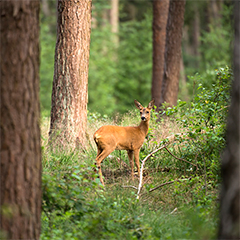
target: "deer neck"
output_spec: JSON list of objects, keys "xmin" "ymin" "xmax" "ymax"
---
[{"xmin": 139, "ymin": 120, "xmax": 150, "ymax": 136}]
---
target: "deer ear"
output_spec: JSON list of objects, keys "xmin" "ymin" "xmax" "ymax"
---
[
  {"xmin": 148, "ymin": 99, "xmax": 155, "ymax": 109},
  {"xmin": 134, "ymin": 100, "xmax": 143, "ymax": 110}
]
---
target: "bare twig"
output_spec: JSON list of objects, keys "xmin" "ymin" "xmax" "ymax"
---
[
  {"xmin": 136, "ymin": 144, "xmax": 169, "ymax": 199},
  {"xmin": 170, "ymin": 207, "xmax": 178, "ymax": 214},
  {"xmin": 149, "ymin": 178, "xmax": 190, "ymax": 193},
  {"xmin": 122, "ymin": 185, "xmax": 138, "ymax": 190},
  {"xmin": 164, "ymin": 147, "xmax": 198, "ymax": 170},
  {"xmin": 127, "ymin": 129, "xmax": 209, "ymax": 199},
  {"xmin": 149, "ymin": 180, "xmax": 175, "ymax": 192}
]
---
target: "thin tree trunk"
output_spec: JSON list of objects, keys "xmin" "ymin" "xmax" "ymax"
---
[
  {"xmin": 208, "ymin": 0, "xmax": 222, "ymax": 27},
  {"xmin": 49, "ymin": 0, "xmax": 92, "ymax": 149},
  {"xmin": 110, "ymin": 0, "xmax": 119, "ymax": 34},
  {"xmin": 193, "ymin": 3, "xmax": 200, "ymax": 59},
  {"xmin": 110, "ymin": 0, "xmax": 119, "ymax": 52},
  {"xmin": 42, "ymin": 0, "xmax": 50, "ymax": 17},
  {"xmin": 218, "ymin": 1, "xmax": 240, "ymax": 238},
  {"xmin": 0, "ymin": 1, "xmax": 42, "ymax": 239},
  {"xmin": 151, "ymin": 0, "xmax": 170, "ymax": 111},
  {"xmin": 161, "ymin": 0, "xmax": 186, "ymax": 107}
]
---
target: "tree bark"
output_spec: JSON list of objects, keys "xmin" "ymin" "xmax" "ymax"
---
[
  {"xmin": 49, "ymin": 0, "xmax": 92, "ymax": 149},
  {"xmin": 218, "ymin": 2, "xmax": 240, "ymax": 239},
  {"xmin": 0, "ymin": 1, "xmax": 42, "ymax": 239},
  {"xmin": 161, "ymin": 0, "xmax": 186, "ymax": 107},
  {"xmin": 151, "ymin": 0, "xmax": 170, "ymax": 111}
]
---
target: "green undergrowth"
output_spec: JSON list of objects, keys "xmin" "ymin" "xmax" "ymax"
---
[{"xmin": 41, "ymin": 67, "xmax": 232, "ymax": 239}]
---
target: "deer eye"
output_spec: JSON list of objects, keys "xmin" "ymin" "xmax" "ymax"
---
[{"xmin": 146, "ymin": 111, "xmax": 149, "ymax": 114}]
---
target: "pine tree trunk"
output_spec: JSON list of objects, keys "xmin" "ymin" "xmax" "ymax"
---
[
  {"xmin": 110, "ymin": 0, "xmax": 119, "ymax": 52},
  {"xmin": 0, "ymin": 1, "xmax": 41, "ymax": 239},
  {"xmin": 161, "ymin": 0, "xmax": 186, "ymax": 107},
  {"xmin": 208, "ymin": 0, "xmax": 222, "ymax": 27},
  {"xmin": 218, "ymin": 2, "xmax": 240, "ymax": 238},
  {"xmin": 49, "ymin": 0, "xmax": 92, "ymax": 149},
  {"xmin": 110, "ymin": 0, "xmax": 119, "ymax": 34},
  {"xmin": 151, "ymin": 0, "xmax": 170, "ymax": 111},
  {"xmin": 193, "ymin": 3, "xmax": 200, "ymax": 59}
]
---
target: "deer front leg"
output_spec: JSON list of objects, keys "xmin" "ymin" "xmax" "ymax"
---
[
  {"xmin": 133, "ymin": 149, "xmax": 141, "ymax": 177},
  {"xmin": 127, "ymin": 150, "xmax": 134, "ymax": 180}
]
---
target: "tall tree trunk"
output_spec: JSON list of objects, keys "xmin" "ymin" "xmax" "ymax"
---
[
  {"xmin": 193, "ymin": 3, "xmax": 200, "ymax": 59},
  {"xmin": 110, "ymin": 0, "xmax": 119, "ymax": 52},
  {"xmin": 0, "ymin": 1, "xmax": 42, "ymax": 239},
  {"xmin": 49, "ymin": 0, "xmax": 92, "ymax": 149},
  {"xmin": 110, "ymin": 0, "xmax": 119, "ymax": 35},
  {"xmin": 42, "ymin": 0, "xmax": 50, "ymax": 17},
  {"xmin": 151, "ymin": 0, "xmax": 170, "ymax": 111},
  {"xmin": 208, "ymin": 0, "xmax": 222, "ymax": 27},
  {"xmin": 218, "ymin": 1, "xmax": 240, "ymax": 239},
  {"xmin": 161, "ymin": 0, "xmax": 186, "ymax": 107}
]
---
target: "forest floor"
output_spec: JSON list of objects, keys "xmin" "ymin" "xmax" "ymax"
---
[{"xmin": 40, "ymin": 113, "xmax": 219, "ymax": 240}]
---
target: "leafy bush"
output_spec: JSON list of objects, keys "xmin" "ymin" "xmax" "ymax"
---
[
  {"xmin": 41, "ymin": 165, "xmax": 150, "ymax": 239},
  {"xmin": 163, "ymin": 67, "xmax": 232, "ymax": 185}
]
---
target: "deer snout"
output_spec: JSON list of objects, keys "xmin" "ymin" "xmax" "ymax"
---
[{"xmin": 141, "ymin": 116, "xmax": 146, "ymax": 121}]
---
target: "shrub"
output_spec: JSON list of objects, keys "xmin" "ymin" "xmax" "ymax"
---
[{"xmin": 163, "ymin": 67, "xmax": 232, "ymax": 185}]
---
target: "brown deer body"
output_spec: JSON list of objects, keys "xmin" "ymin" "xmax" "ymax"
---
[{"xmin": 93, "ymin": 100, "xmax": 154, "ymax": 185}]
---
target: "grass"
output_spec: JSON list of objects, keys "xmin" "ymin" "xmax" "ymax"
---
[{"xmin": 40, "ymin": 110, "xmax": 219, "ymax": 240}]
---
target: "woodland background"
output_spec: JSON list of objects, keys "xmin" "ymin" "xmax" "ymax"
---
[
  {"xmin": 1, "ymin": 0, "xmax": 238, "ymax": 239},
  {"xmin": 40, "ymin": 0, "xmax": 233, "ymax": 117}
]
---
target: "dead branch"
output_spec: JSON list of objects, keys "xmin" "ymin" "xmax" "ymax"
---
[
  {"xmin": 149, "ymin": 178, "xmax": 190, "ymax": 193},
  {"xmin": 148, "ymin": 180, "xmax": 175, "ymax": 192},
  {"xmin": 136, "ymin": 144, "xmax": 169, "ymax": 199},
  {"xmin": 170, "ymin": 207, "xmax": 178, "ymax": 214},
  {"xmin": 122, "ymin": 185, "xmax": 138, "ymax": 190},
  {"xmin": 130, "ymin": 129, "xmax": 207, "ymax": 198},
  {"xmin": 163, "ymin": 147, "xmax": 198, "ymax": 170}
]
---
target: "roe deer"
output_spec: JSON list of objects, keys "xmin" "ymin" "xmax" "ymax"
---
[{"xmin": 93, "ymin": 99, "xmax": 155, "ymax": 186}]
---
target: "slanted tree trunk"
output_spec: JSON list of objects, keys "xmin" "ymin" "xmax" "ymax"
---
[
  {"xmin": 161, "ymin": 0, "xmax": 186, "ymax": 107},
  {"xmin": 151, "ymin": 0, "xmax": 170, "ymax": 111},
  {"xmin": 218, "ymin": 2, "xmax": 240, "ymax": 239},
  {"xmin": 0, "ymin": 1, "xmax": 42, "ymax": 239},
  {"xmin": 49, "ymin": 0, "xmax": 92, "ymax": 149}
]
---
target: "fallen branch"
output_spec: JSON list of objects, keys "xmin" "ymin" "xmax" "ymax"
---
[
  {"xmin": 170, "ymin": 207, "xmax": 178, "ymax": 214},
  {"xmin": 149, "ymin": 178, "xmax": 190, "ymax": 193},
  {"xmin": 122, "ymin": 185, "xmax": 138, "ymax": 190},
  {"xmin": 148, "ymin": 180, "xmax": 175, "ymax": 192},
  {"xmin": 136, "ymin": 144, "xmax": 169, "ymax": 199},
  {"xmin": 164, "ymin": 147, "xmax": 198, "ymax": 170},
  {"xmin": 130, "ymin": 130, "xmax": 207, "ymax": 198}
]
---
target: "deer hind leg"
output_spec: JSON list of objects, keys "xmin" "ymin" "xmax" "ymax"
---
[
  {"xmin": 127, "ymin": 150, "xmax": 134, "ymax": 180},
  {"xmin": 133, "ymin": 149, "xmax": 141, "ymax": 177},
  {"xmin": 95, "ymin": 146, "xmax": 115, "ymax": 186}
]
